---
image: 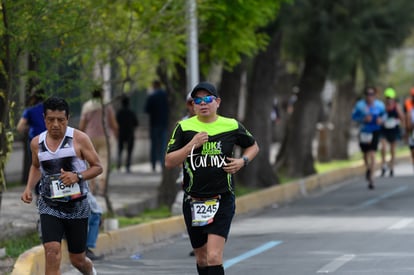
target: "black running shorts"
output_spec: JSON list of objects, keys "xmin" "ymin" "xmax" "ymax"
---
[
  {"xmin": 359, "ymin": 130, "xmax": 380, "ymax": 152},
  {"xmin": 183, "ymin": 192, "xmax": 235, "ymax": 249},
  {"xmin": 40, "ymin": 214, "xmax": 88, "ymax": 254}
]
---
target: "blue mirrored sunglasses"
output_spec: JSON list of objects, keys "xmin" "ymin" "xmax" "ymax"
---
[{"xmin": 194, "ymin": 95, "xmax": 216, "ymax": 105}]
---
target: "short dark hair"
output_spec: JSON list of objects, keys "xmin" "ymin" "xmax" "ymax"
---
[
  {"xmin": 121, "ymin": 96, "xmax": 130, "ymax": 107},
  {"xmin": 29, "ymin": 88, "xmax": 45, "ymax": 105},
  {"xmin": 43, "ymin": 97, "xmax": 70, "ymax": 118},
  {"xmin": 152, "ymin": 80, "xmax": 161, "ymax": 88},
  {"xmin": 364, "ymin": 86, "xmax": 377, "ymax": 95},
  {"xmin": 92, "ymin": 87, "xmax": 103, "ymax": 99}
]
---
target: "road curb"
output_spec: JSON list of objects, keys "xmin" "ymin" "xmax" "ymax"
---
[
  {"xmin": 11, "ymin": 155, "xmax": 410, "ymax": 275},
  {"xmin": 235, "ymin": 162, "xmax": 366, "ymax": 215}
]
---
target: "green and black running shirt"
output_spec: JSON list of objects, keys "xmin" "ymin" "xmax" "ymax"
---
[{"xmin": 167, "ymin": 115, "xmax": 256, "ymax": 197}]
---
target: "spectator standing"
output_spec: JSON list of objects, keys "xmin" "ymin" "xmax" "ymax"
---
[
  {"xmin": 145, "ymin": 80, "xmax": 169, "ymax": 172},
  {"xmin": 21, "ymin": 96, "xmax": 102, "ymax": 275},
  {"xmin": 165, "ymin": 82, "xmax": 259, "ymax": 275},
  {"xmin": 116, "ymin": 96, "xmax": 139, "ymax": 173},
  {"xmin": 352, "ymin": 87, "xmax": 385, "ymax": 190},
  {"xmin": 17, "ymin": 89, "xmax": 47, "ymax": 184},
  {"xmin": 183, "ymin": 92, "xmax": 196, "ymax": 119},
  {"xmin": 79, "ymin": 87, "xmax": 119, "ymax": 195},
  {"xmin": 17, "ymin": 88, "xmax": 47, "ymax": 238},
  {"xmin": 379, "ymin": 88, "xmax": 404, "ymax": 177}
]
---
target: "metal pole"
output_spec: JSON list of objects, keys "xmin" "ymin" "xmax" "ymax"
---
[{"xmin": 186, "ymin": 0, "xmax": 199, "ymax": 92}]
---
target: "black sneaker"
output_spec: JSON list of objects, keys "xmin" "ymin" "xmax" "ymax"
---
[
  {"xmin": 86, "ymin": 248, "xmax": 104, "ymax": 261},
  {"xmin": 389, "ymin": 169, "xmax": 394, "ymax": 177},
  {"xmin": 189, "ymin": 250, "xmax": 195, "ymax": 257},
  {"xmin": 368, "ymin": 181, "xmax": 375, "ymax": 190},
  {"xmin": 365, "ymin": 169, "xmax": 371, "ymax": 181},
  {"xmin": 380, "ymin": 166, "xmax": 386, "ymax": 177}
]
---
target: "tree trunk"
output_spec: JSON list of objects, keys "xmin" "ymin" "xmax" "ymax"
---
[
  {"xmin": 271, "ymin": 70, "xmax": 298, "ymax": 144},
  {"xmin": 0, "ymin": 2, "xmax": 15, "ymax": 215},
  {"xmin": 276, "ymin": 53, "xmax": 329, "ymax": 178},
  {"xmin": 238, "ymin": 24, "xmax": 281, "ymax": 188},
  {"xmin": 21, "ymin": 54, "xmax": 41, "ymax": 184},
  {"xmin": 157, "ymin": 61, "xmax": 186, "ymax": 207},
  {"xmin": 101, "ymin": 100, "xmax": 114, "ymax": 216},
  {"xmin": 218, "ymin": 61, "xmax": 245, "ymax": 119},
  {"xmin": 329, "ymin": 68, "xmax": 358, "ymax": 160}
]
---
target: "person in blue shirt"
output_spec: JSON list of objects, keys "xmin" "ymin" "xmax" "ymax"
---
[
  {"xmin": 17, "ymin": 89, "xmax": 46, "ymax": 141},
  {"xmin": 352, "ymin": 87, "xmax": 386, "ymax": 189},
  {"xmin": 144, "ymin": 80, "xmax": 169, "ymax": 172},
  {"xmin": 17, "ymin": 89, "xmax": 47, "ymax": 154},
  {"xmin": 17, "ymin": 89, "xmax": 47, "ymax": 195}
]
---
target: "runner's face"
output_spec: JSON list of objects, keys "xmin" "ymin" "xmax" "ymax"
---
[
  {"xmin": 193, "ymin": 90, "xmax": 220, "ymax": 119},
  {"xmin": 385, "ymin": 97, "xmax": 394, "ymax": 106},
  {"xmin": 44, "ymin": 110, "xmax": 68, "ymax": 139},
  {"xmin": 365, "ymin": 91, "xmax": 375, "ymax": 104}
]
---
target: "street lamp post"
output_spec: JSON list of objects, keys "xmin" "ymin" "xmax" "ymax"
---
[{"xmin": 186, "ymin": 0, "xmax": 199, "ymax": 92}]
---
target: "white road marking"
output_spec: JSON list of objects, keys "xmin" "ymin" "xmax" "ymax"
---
[
  {"xmin": 388, "ymin": 218, "xmax": 414, "ymax": 230},
  {"xmin": 317, "ymin": 254, "xmax": 355, "ymax": 273}
]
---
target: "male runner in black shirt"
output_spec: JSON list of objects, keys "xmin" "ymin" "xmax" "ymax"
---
[{"xmin": 165, "ymin": 82, "xmax": 259, "ymax": 275}]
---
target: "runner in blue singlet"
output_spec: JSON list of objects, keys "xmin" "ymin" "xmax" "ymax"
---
[{"xmin": 352, "ymin": 87, "xmax": 385, "ymax": 190}]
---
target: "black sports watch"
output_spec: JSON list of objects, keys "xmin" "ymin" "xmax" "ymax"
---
[{"xmin": 74, "ymin": 171, "xmax": 83, "ymax": 182}]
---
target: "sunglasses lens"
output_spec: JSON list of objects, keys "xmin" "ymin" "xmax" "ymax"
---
[
  {"xmin": 194, "ymin": 96, "xmax": 215, "ymax": 104},
  {"xmin": 204, "ymin": 96, "xmax": 213, "ymax": 103}
]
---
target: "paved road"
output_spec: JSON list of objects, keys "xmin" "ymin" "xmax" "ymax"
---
[{"xmin": 63, "ymin": 161, "xmax": 414, "ymax": 275}]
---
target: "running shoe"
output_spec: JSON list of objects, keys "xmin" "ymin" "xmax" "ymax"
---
[
  {"xmin": 380, "ymin": 165, "xmax": 386, "ymax": 177},
  {"xmin": 368, "ymin": 181, "xmax": 374, "ymax": 190}
]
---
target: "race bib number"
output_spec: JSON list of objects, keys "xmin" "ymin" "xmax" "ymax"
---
[
  {"xmin": 384, "ymin": 118, "xmax": 397, "ymax": 129},
  {"xmin": 191, "ymin": 198, "xmax": 220, "ymax": 227},
  {"xmin": 359, "ymin": 132, "xmax": 373, "ymax": 144},
  {"xmin": 49, "ymin": 175, "xmax": 81, "ymax": 199}
]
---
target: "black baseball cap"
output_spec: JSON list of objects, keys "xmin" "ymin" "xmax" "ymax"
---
[{"xmin": 190, "ymin": 82, "xmax": 219, "ymax": 98}]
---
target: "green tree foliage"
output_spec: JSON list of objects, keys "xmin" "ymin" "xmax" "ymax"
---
[
  {"xmin": 0, "ymin": 0, "xmax": 99, "ymax": 212},
  {"xmin": 0, "ymin": 0, "xmax": 288, "ymax": 209},
  {"xmin": 282, "ymin": 0, "xmax": 414, "ymax": 85},
  {"xmin": 197, "ymin": 0, "xmax": 281, "ymax": 75}
]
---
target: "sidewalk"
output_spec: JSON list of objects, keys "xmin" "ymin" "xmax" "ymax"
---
[{"xmin": 1, "ymin": 142, "xmax": 162, "ymax": 241}]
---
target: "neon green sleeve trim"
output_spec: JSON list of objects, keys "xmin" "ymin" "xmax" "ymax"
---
[{"xmin": 180, "ymin": 116, "xmax": 238, "ymax": 135}]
